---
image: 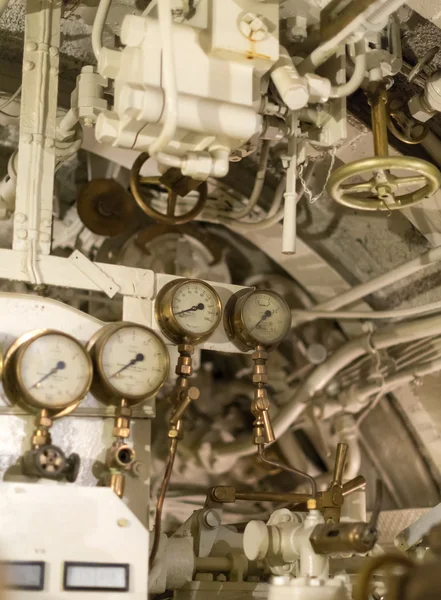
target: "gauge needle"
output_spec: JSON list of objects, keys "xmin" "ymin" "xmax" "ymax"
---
[
  {"xmin": 175, "ymin": 302, "xmax": 205, "ymax": 316},
  {"xmin": 251, "ymin": 310, "xmax": 272, "ymax": 332},
  {"xmin": 109, "ymin": 353, "xmax": 145, "ymax": 379},
  {"xmin": 31, "ymin": 360, "xmax": 66, "ymax": 389}
]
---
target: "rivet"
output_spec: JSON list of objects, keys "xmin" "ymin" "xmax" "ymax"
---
[
  {"xmin": 50, "ymin": 67, "xmax": 58, "ymax": 75},
  {"xmin": 49, "ymin": 47, "xmax": 59, "ymax": 56},
  {"xmin": 16, "ymin": 229, "xmax": 28, "ymax": 240},
  {"xmin": 117, "ymin": 518, "xmax": 130, "ymax": 528},
  {"xmin": 22, "ymin": 133, "xmax": 33, "ymax": 144},
  {"xmin": 43, "ymin": 219, "xmax": 52, "ymax": 227},
  {"xmin": 39, "ymin": 233, "xmax": 50, "ymax": 242},
  {"xmin": 45, "ymin": 138, "xmax": 55, "ymax": 148},
  {"xmin": 26, "ymin": 42, "xmax": 37, "ymax": 52},
  {"xmin": 15, "ymin": 213, "xmax": 27, "ymax": 224},
  {"xmin": 23, "ymin": 61, "xmax": 35, "ymax": 72}
]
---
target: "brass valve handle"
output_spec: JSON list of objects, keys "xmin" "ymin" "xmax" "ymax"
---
[
  {"xmin": 130, "ymin": 152, "xmax": 208, "ymax": 225},
  {"xmin": 327, "ymin": 84, "xmax": 441, "ymax": 211}
]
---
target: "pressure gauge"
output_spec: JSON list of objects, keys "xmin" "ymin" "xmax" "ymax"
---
[
  {"xmin": 87, "ymin": 322, "xmax": 170, "ymax": 405},
  {"xmin": 155, "ymin": 278, "xmax": 222, "ymax": 344},
  {"xmin": 3, "ymin": 330, "xmax": 93, "ymax": 412},
  {"xmin": 225, "ymin": 289, "xmax": 291, "ymax": 351}
]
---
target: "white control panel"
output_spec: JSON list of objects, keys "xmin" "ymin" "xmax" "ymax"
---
[{"xmin": 0, "ymin": 484, "xmax": 148, "ymax": 598}]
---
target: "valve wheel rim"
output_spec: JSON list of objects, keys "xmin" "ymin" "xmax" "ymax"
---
[
  {"xmin": 130, "ymin": 152, "xmax": 208, "ymax": 225},
  {"xmin": 327, "ymin": 156, "xmax": 441, "ymax": 211}
]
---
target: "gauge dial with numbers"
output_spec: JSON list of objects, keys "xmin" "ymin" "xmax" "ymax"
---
[
  {"xmin": 225, "ymin": 289, "xmax": 291, "ymax": 351},
  {"xmin": 88, "ymin": 322, "xmax": 169, "ymax": 405},
  {"xmin": 3, "ymin": 330, "xmax": 93, "ymax": 412},
  {"xmin": 155, "ymin": 278, "xmax": 222, "ymax": 344}
]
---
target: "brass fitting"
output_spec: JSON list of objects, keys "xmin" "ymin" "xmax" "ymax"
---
[
  {"xmin": 115, "ymin": 405, "xmax": 132, "ymax": 418},
  {"xmin": 31, "ymin": 428, "xmax": 51, "ymax": 448},
  {"xmin": 112, "ymin": 421, "xmax": 131, "ymax": 439},
  {"xmin": 106, "ymin": 442, "xmax": 136, "ymax": 470},
  {"xmin": 108, "ymin": 470, "xmax": 125, "ymax": 498},
  {"xmin": 307, "ymin": 498, "xmax": 317, "ymax": 510}
]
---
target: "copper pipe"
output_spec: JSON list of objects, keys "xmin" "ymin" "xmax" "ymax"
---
[
  {"xmin": 149, "ymin": 438, "xmax": 178, "ymax": 568},
  {"xmin": 235, "ymin": 490, "xmax": 311, "ymax": 504},
  {"xmin": 258, "ymin": 445, "xmax": 317, "ymax": 498}
]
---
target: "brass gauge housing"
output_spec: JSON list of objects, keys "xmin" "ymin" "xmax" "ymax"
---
[
  {"xmin": 155, "ymin": 278, "xmax": 222, "ymax": 344},
  {"xmin": 225, "ymin": 289, "xmax": 291, "ymax": 352},
  {"xmin": 87, "ymin": 322, "xmax": 170, "ymax": 406},
  {"xmin": 3, "ymin": 329, "xmax": 93, "ymax": 414}
]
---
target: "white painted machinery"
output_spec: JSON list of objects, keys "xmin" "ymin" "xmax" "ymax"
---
[{"xmin": 2, "ymin": 0, "xmax": 441, "ymax": 599}]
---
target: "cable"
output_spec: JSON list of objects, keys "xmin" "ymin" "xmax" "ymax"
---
[
  {"xmin": 216, "ymin": 140, "xmax": 271, "ymax": 221},
  {"xmin": 0, "ymin": 85, "xmax": 22, "ymax": 113},
  {"xmin": 149, "ymin": 438, "xmax": 178, "ymax": 569},
  {"xmin": 222, "ymin": 176, "xmax": 287, "ymax": 231},
  {"xmin": 291, "ymin": 299, "xmax": 441, "ymax": 323},
  {"xmin": 92, "ymin": 0, "xmax": 112, "ymax": 62}
]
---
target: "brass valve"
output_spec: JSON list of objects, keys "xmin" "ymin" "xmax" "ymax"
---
[
  {"xmin": 23, "ymin": 409, "xmax": 81, "ymax": 482},
  {"xmin": 208, "ymin": 443, "xmax": 367, "ymax": 524},
  {"xmin": 327, "ymin": 81, "xmax": 441, "ymax": 211},
  {"xmin": 251, "ymin": 346, "xmax": 275, "ymax": 446}
]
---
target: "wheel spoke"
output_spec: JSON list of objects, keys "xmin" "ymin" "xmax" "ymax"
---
[
  {"xmin": 167, "ymin": 191, "xmax": 178, "ymax": 217},
  {"xmin": 395, "ymin": 175, "xmax": 428, "ymax": 189},
  {"xmin": 140, "ymin": 176, "xmax": 161, "ymax": 186},
  {"xmin": 340, "ymin": 181, "xmax": 374, "ymax": 194}
]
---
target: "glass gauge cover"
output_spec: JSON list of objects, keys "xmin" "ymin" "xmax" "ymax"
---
[
  {"xmin": 4, "ymin": 330, "xmax": 93, "ymax": 411},
  {"xmin": 242, "ymin": 291, "xmax": 291, "ymax": 346},
  {"xmin": 225, "ymin": 289, "xmax": 291, "ymax": 351},
  {"xmin": 89, "ymin": 323, "xmax": 169, "ymax": 405},
  {"xmin": 155, "ymin": 278, "xmax": 222, "ymax": 344}
]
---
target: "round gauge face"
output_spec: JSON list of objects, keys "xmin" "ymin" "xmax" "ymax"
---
[
  {"xmin": 100, "ymin": 326, "xmax": 169, "ymax": 399},
  {"xmin": 19, "ymin": 334, "xmax": 91, "ymax": 409},
  {"xmin": 171, "ymin": 281, "xmax": 221, "ymax": 337},
  {"xmin": 242, "ymin": 291, "xmax": 291, "ymax": 346}
]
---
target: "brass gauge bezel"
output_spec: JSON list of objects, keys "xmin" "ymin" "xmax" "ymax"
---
[
  {"xmin": 155, "ymin": 278, "xmax": 222, "ymax": 345},
  {"xmin": 224, "ymin": 289, "xmax": 291, "ymax": 352},
  {"xmin": 87, "ymin": 322, "xmax": 170, "ymax": 407},
  {"xmin": 3, "ymin": 329, "xmax": 93, "ymax": 414}
]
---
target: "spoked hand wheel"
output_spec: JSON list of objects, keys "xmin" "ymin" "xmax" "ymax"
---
[
  {"xmin": 130, "ymin": 152, "xmax": 208, "ymax": 225},
  {"xmin": 327, "ymin": 82, "xmax": 441, "ymax": 211},
  {"xmin": 327, "ymin": 156, "xmax": 441, "ymax": 211},
  {"xmin": 387, "ymin": 94, "xmax": 429, "ymax": 145}
]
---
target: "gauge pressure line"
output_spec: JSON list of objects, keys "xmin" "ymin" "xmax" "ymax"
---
[
  {"xmin": 108, "ymin": 352, "xmax": 145, "ymax": 379},
  {"xmin": 31, "ymin": 360, "xmax": 66, "ymax": 389}
]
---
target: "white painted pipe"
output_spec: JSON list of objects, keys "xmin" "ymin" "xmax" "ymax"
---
[
  {"xmin": 422, "ymin": 131, "xmax": 441, "ymax": 168},
  {"xmin": 92, "ymin": 0, "xmax": 112, "ymax": 62},
  {"xmin": 271, "ymin": 46, "xmax": 309, "ymax": 110},
  {"xmin": 292, "ymin": 245, "xmax": 441, "ymax": 326},
  {"xmin": 329, "ymin": 40, "xmax": 367, "ymax": 99},
  {"xmin": 148, "ymin": 0, "xmax": 178, "ymax": 159},
  {"xmin": 120, "ymin": 86, "xmax": 262, "ymax": 142},
  {"xmin": 213, "ymin": 312, "xmax": 441, "ymax": 460},
  {"xmin": 0, "ymin": 0, "xmax": 9, "ymax": 19},
  {"xmin": 282, "ymin": 132, "xmax": 297, "ymax": 254}
]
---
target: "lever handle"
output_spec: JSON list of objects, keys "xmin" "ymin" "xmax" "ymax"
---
[
  {"xmin": 343, "ymin": 475, "xmax": 366, "ymax": 497},
  {"xmin": 332, "ymin": 443, "xmax": 348, "ymax": 486},
  {"xmin": 368, "ymin": 479, "xmax": 383, "ymax": 533}
]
